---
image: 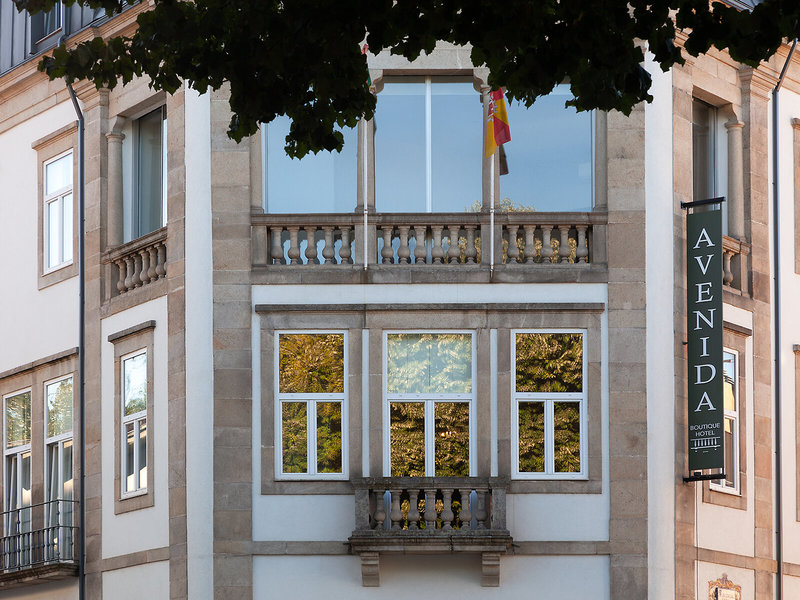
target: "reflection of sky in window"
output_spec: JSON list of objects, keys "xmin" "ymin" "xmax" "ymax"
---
[
  {"xmin": 500, "ymin": 86, "xmax": 593, "ymax": 212},
  {"xmin": 376, "ymin": 79, "xmax": 481, "ymax": 212},
  {"xmin": 266, "ymin": 116, "xmax": 357, "ymax": 213}
]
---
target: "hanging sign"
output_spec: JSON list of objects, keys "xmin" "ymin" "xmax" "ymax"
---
[{"xmin": 686, "ymin": 209, "xmax": 724, "ymax": 471}]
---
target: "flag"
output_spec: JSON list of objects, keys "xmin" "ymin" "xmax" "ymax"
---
[
  {"xmin": 485, "ymin": 89, "xmax": 511, "ymax": 158},
  {"xmin": 362, "ymin": 43, "xmax": 372, "ymax": 88}
]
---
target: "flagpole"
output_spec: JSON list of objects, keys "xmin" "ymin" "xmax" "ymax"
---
[{"xmin": 490, "ymin": 157, "xmax": 495, "ymax": 276}]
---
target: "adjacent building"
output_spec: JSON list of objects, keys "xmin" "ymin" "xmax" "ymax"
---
[{"xmin": 0, "ymin": 2, "xmax": 799, "ymax": 598}]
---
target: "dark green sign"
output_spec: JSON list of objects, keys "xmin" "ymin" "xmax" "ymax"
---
[{"xmin": 686, "ymin": 209, "xmax": 724, "ymax": 472}]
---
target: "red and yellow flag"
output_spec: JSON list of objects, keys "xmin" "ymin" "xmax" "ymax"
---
[{"xmin": 485, "ymin": 89, "xmax": 511, "ymax": 158}]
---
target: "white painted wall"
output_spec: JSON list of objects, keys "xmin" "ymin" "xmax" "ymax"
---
[
  {"xmin": 0, "ymin": 101, "xmax": 79, "ymax": 373},
  {"xmin": 0, "ymin": 580, "xmax": 77, "ymax": 600},
  {"xmin": 100, "ymin": 297, "xmax": 170, "ymax": 557},
  {"xmin": 644, "ymin": 52, "xmax": 676, "ymax": 600},
  {"xmin": 254, "ymin": 555, "xmax": 610, "ymax": 600},
  {"xmin": 184, "ymin": 87, "xmax": 214, "ymax": 600},
  {"xmin": 102, "ymin": 560, "xmax": 170, "ymax": 600},
  {"xmin": 775, "ymin": 86, "xmax": 800, "ymax": 566}
]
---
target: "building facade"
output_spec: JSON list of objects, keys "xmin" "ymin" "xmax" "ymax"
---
[{"xmin": 0, "ymin": 2, "xmax": 799, "ymax": 599}]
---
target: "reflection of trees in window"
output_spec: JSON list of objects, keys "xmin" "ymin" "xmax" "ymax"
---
[
  {"xmin": 553, "ymin": 402, "xmax": 580, "ymax": 473},
  {"xmin": 390, "ymin": 402, "xmax": 425, "ymax": 476},
  {"xmin": 279, "ymin": 334, "xmax": 344, "ymax": 393},
  {"xmin": 281, "ymin": 402, "xmax": 308, "ymax": 473},
  {"xmin": 316, "ymin": 402, "xmax": 342, "ymax": 473},
  {"xmin": 47, "ymin": 378, "xmax": 73, "ymax": 438},
  {"xmin": 518, "ymin": 402, "xmax": 544, "ymax": 472},
  {"xmin": 5, "ymin": 392, "xmax": 32, "ymax": 449},
  {"xmin": 434, "ymin": 403, "xmax": 469, "ymax": 476},
  {"xmin": 516, "ymin": 333, "xmax": 583, "ymax": 393}
]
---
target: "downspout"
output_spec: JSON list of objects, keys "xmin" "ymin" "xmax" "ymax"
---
[{"xmin": 771, "ymin": 37, "xmax": 797, "ymax": 600}]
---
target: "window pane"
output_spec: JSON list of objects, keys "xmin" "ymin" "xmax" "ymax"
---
[
  {"xmin": 553, "ymin": 402, "xmax": 581, "ymax": 473},
  {"xmin": 434, "ymin": 402, "xmax": 470, "ymax": 476},
  {"xmin": 6, "ymin": 456, "xmax": 17, "ymax": 510},
  {"xmin": 63, "ymin": 440, "xmax": 74, "ymax": 503},
  {"xmin": 516, "ymin": 333, "xmax": 583, "ymax": 393},
  {"xmin": 62, "ymin": 193, "xmax": 73, "ymax": 262},
  {"xmin": 5, "ymin": 391, "xmax": 31, "ymax": 448},
  {"xmin": 390, "ymin": 402, "xmax": 425, "ymax": 476},
  {"xmin": 501, "ymin": 87, "xmax": 592, "ymax": 212},
  {"xmin": 430, "ymin": 80, "xmax": 482, "ymax": 212},
  {"xmin": 137, "ymin": 109, "xmax": 164, "ymax": 237},
  {"xmin": 46, "ymin": 378, "xmax": 73, "ymax": 438},
  {"xmin": 692, "ymin": 100, "xmax": 715, "ymax": 202},
  {"xmin": 518, "ymin": 402, "xmax": 545, "ymax": 472},
  {"xmin": 123, "ymin": 353, "xmax": 147, "ymax": 415},
  {"xmin": 47, "ymin": 199, "xmax": 60, "ymax": 268},
  {"xmin": 124, "ymin": 422, "xmax": 135, "ymax": 493},
  {"xmin": 375, "ymin": 80, "xmax": 427, "ymax": 212},
  {"xmin": 386, "ymin": 333, "xmax": 472, "ymax": 394},
  {"xmin": 138, "ymin": 420, "xmax": 147, "ymax": 490},
  {"xmin": 266, "ymin": 116, "xmax": 357, "ymax": 213},
  {"xmin": 282, "ymin": 402, "xmax": 308, "ymax": 473},
  {"xmin": 45, "ymin": 153, "xmax": 72, "ymax": 195},
  {"xmin": 723, "ymin": 351, "xmax": 736, "ymax": 412},
  {"xmin": 21, "ymin": 452, "xmax": 31, "ymax": 531},
  {"xmin": 316, "ymin": 402, "xmax": 342, "ymax": 474},
  {"xmin": 279, "ymin": 334, "xmax": 344, "ymax": 393},
  {"xmin": 723, "ymin": 416, "xmax": 735, "ymax": 487}
]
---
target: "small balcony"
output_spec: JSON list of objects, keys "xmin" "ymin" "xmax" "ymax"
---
[
  {"xmin": 349, "ymin": 477, "xmax": 512, "ymax": 587},
  {"xmin": 102, "ymin": 227, "xmax": 168, "ymax": 298},
  {"xmin": 0, "ymin": 500, "xmax": 78, "ymax": 589}
]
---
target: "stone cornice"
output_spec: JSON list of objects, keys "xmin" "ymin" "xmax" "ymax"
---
[{"xmin": 739, "ymin": 66, "xmax": 777, "ymax": 100}]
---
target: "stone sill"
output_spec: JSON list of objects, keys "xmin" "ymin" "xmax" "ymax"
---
[{"xmin": 0, "ymin": 562, "xmax": 78, "ymax": 590}]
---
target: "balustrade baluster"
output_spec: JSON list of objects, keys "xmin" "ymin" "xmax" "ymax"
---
[
  {"xmin": 558, "ymin": 226, "xmax": 571, "ymax": 263},
  {"xmin": 270, "ymin": 227, "xmax": 284, "ymax": 265},
  {"xmin": 156, "ymin": 242, "xmax": 167, "ymax": 278},
  {"xmin": 132, "ymin": 253, "xmax": 143, "ymax": 287},
  {"xmin": 464, "ymin": 225, "xmax": 477, "ymax": 264},
  {"xmin": 287, "ymin": 227, "xmax": 301, "ymax": 264},
  {"xmin": 431, "ymin": 226, "xmax": 445, "ymax": 264},
  {"xmin": 446, "ymin": 226, "xmax": 461, "ymax": 264},
  {"xmin": 523, "ymin": 225, "xmax": 537, "ymax": 263},
  {"xmin": 305, "ymin": 228, "xmax": 319, "ymax": 264},
  {"xmin": 373, "ymin": 490, "xmax": 386, "ymax": 529},
  {"xmin": 389, "ymin": 489, "xmax": 403, "ymax": 530},
  {"xmin": 459, "ymin": 489, "xmax": 472, "ymax": 530},
  {"xmin": 139, "ymin": 249, "xmax": 151, "ymax": 284},
  {"xmin": 116, "ymin": 259, "xmax": 126, "ymax": 293},
  {"xmin": 339, "ymin": 227, "xmax": 352, "ymax": 264},
  {"xmin": 147, "ymin": 246, "xmax": 158, "ymax": 280},
  {"xmin": 506, "ymin": 225, "xmax": 520, "ymax": 264},
  {"xmin": 396, "ymin": 226, "xmax": 411, "ymax": 264},
  {"xmin": 541, "ymin": 226, "xmax": 554, "ymax": 263},
  {"xmin": 407, "ymin": 489, "xmax": 421, "ymax": 529},
  {"xmin": 124, "ymin": 256, "xmax": 135, "ymax": 290},
  {"xmin": 424, "ymin": 488, "xmax": 437, "ymax": 529},
  {"xmin": 322, "ymin": 227, "xmax": 336, "ymax": 264},
  {"xmin": 475, "ymin": 489, "xmax": 488, "ymax": 529},
  {"xmin": 413, "ymin": 227, "xmax": 427, "ymax": 264},
  {"xmin": 381, "ymin": 226, "xmax": 395, "ymax": 264},
  {"xmin": 723, "ymin": 250, "xmax": 734, "ymax": 286},
  {"xmin": 441, "ymin": 488, "xmax": 454, "ymax": 531},
  {"xmin": 576, "ymin": 225, "xmax": 589, "ymax": 263}
]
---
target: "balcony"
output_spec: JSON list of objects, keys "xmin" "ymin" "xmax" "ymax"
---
[
  {"xmin": 252, "ymin": 211, "xmax": 607, "ymax": 284},
  {"xmin": 0, "ymin": 500, "xmax": 78, "ymax": 589},
  {"xmin": 102, "ymin": 227, "xmax": 168, "ymax": 297},
  {"xmin": 349, "ymin": 477, "xmax": 512, "ymax": 587}
]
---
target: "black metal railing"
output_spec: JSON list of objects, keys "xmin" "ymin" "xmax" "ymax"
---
[{"xmin": 0, "ymin": 499, "xmax": 78, "ymax": 573}]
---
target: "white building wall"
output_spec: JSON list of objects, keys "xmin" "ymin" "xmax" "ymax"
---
[
  {"xmin": 100, "ymin": 297, "xmax": 170, "ymax": 557},
  {"xmin": 102, "ymin": 560, "xmax": 170, "ymax": 600},
  {"xmin": 0, "ymin": 101, "xmax": 78, "ymax": 373}
]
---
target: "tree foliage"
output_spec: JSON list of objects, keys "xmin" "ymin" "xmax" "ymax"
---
[{"xmin": 15, "ymin": 0, "xmax": 800, "ymax": 156}]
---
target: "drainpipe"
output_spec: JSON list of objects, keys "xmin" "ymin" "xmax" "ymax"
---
[{"xmin": 771, "ymin": 37, "xmax": 797, "ymax": 600}]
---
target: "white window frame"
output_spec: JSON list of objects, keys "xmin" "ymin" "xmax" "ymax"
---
[
  {"xmin": 3, "ymin": 388, "xmax": 32, "ymax": 536},
  {"xmin": 511, "ymin": 329, "xmax": 587, "ymax": 480},
  {"xmin": 382, "ymin": 330, "xmax": 477, "ymax": 477},
  {"xmin": 121, "ymin": 349, "xmax": 148, "ymax": 497},
  {"xmin": 43, "ymin": 150, "xmax": 74, "ymax": 273},
  {"xmin": 711, "ymin": 348, "xmax": 740, "ymax": 494},
  {"xmin": 274, "ymin": 331, "xmax": 349, "ymax": 480}
]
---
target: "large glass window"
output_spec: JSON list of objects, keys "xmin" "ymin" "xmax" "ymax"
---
[
  {"xmin": 4, "ymin": 390, "xmax": 32, "ymax": 543},
  {"xmin": 30, "ymin": 2, "xmax": 62, "ymax": 45},
  {"xmin": 44, "ymin": 151, "xmax": 73, "ymax": 271},
  {"xmin": 122, "ymin": 351, "xmax": 148, "ymax": 495},
  {"xmin": 713, "ymin": 350, "xmax": 739, "ymax": 492},
  {"xmin": 45, "ymin": 377, "xmax": 73, "ymax": 556},
  {"xmin": 384, "ymin": 332, "xmax": 474, "ymax": 476},
  {"xmin": 264, "ymin": 116, "xmax": 357, "ymax": 213},
  {"xmin": 375, "ymin": 78, "xmax": 482, "ymax": 213},
  {"xmin": 132, "ymin": 108, "xmax": 167, "ymax": 240},
  {"xmin": 500, "ymin": 86, "xmax": 593, "ymax": 212},
  {"xmin": 513, "ymin": 331, "xmax": 585, "ymax": 478},
  {"xmin": 276, "ymin": 333, "xmax": 347, "ymax": 478}
]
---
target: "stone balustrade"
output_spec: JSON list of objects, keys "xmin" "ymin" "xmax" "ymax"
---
[
  {"xmin": 349, "ymin": 477, "xmax": 512, "ymax": 587},
  {"xmin": 104, "ymin": 227, "xmax": 167, "ymax": 295},
  {"xmin": 721, "ymin": 235, "xmax": 751, "ymax": 295},
  {"xmin": 252, "ymin": 212, "xmax": 601, "ymax": 268}
]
